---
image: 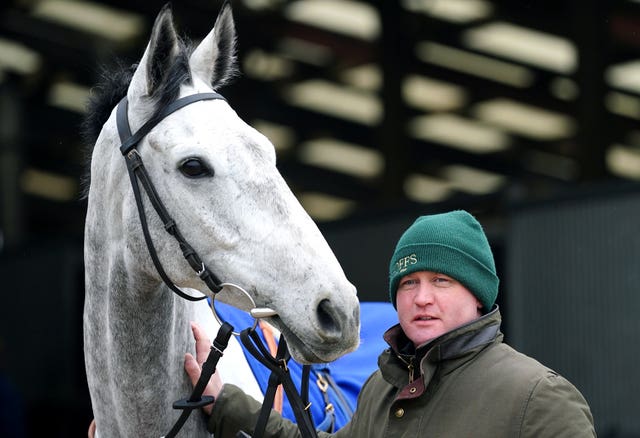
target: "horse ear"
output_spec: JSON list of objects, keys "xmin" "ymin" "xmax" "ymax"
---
[
  {"xmin": 129, "ymin": 3, "xmax": 180, "ymax": 99},
  {"xmin": 189, "ymin": 0, "xmax": 238, "ymax": 89}
]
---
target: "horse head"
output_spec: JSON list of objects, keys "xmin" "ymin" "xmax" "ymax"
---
[{"xmin": 86, "ymin": 1, "xmax": 360, "ymax": 364}]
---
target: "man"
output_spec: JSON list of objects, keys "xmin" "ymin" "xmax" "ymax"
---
[{"xmin": 185, "ymin": 210, "xmax": 596, "ymax": 437}]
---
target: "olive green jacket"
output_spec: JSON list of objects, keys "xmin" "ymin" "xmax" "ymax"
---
[{"xmin": 208, "ymin": 308, "xmax": 595, "ymax": 437}]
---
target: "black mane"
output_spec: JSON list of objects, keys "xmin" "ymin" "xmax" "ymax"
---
[{"xmin": 80, "ymin": 39, "xmax": 193, "ymax": 198}]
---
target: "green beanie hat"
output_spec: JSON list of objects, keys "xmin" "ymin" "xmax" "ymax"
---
[{"xmin": 388, "ymin": 210, "xmax": 499, "ymax": 312}]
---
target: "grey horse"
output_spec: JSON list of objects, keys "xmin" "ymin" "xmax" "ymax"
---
[{"xmin": 82, "ymin": 2, "xmax": 360, "ymax": 436}]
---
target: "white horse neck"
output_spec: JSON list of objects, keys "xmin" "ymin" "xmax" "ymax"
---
[{"xmin": 84, "ymin": 237, "xmax": 208, "ymax": 437}]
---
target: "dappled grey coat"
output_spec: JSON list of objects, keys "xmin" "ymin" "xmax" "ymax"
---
[{"xmin": 208, "ymin": 308, "xmax": 595, "ymax": 437}]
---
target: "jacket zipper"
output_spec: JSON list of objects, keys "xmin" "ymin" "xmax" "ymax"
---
[{"xmin": 397, "ymin": 354, "xmax": 416, "ymax": 383}]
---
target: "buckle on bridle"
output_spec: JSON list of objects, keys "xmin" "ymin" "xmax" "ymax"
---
[
  {"xmin": 126, "ymin": 149, "xmax": 144, "ymax": 170},
  {"xmin": 316, "ymin": 374, "xmax": 329, "ymax": 392}
]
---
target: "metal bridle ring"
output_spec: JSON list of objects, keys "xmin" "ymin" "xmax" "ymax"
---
[{"xmin": 210, "ymin": 283, "xmax": 277, "ymax": 337}]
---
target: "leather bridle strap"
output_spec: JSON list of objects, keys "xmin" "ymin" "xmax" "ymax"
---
[
  {"xmin": 240, "ymin": 329, "xmax": 318, "ymax": 438},
  {"xmin": 164, "ymin": 321, "xmax": 234, "ymax": 438},
  {"xmin": 117, "ymin": 93, "xmax": 226, "ymax": 156},
  {"xmin": 116, "ymin": 93, "xmax": 226, "ymax": 300}
]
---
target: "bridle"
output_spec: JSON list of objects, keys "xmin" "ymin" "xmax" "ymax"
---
[
  {"xmin": 115, "ymin": 91, "xmax": 318, "ymax": 438},
  {"xmin": 116, "ymin": 92, "xmax": 226, "ymax": 301}
]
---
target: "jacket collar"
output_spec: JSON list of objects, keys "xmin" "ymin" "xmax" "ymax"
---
[{"xmin": 380, "ymin": 306, "xmax": 502, "ymax": 388}]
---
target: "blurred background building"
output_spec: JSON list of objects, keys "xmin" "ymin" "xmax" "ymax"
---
[{"xmin": 0, "ymin": 0, "xmax": 639, "ymax": 436}]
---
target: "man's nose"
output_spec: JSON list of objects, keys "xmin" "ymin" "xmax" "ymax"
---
[{"xmin": 414, "ymin": 285, "xmax": 434, "ymax": 305}]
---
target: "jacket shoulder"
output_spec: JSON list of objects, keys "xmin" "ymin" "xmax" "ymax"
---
[
  {"xmin": 480, "ymin": 343, "xmax": 550, "ymax": 375},
  {"xmin": 475, "ymin": 343, "xmax": 595, "ymax": 437}
]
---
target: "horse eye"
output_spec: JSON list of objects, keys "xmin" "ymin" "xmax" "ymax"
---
[{"xmin": 179, "ymin": 158, "xmax": 213, "ymax": 178}]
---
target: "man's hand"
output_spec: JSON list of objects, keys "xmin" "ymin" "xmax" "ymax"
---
[{"xmin": 184, "ymin": 321, "xmax": 224, "ymax": 416}]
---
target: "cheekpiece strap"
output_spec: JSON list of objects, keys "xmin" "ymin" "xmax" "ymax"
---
[{"xmin": 115, "ymin": 92, "xmax": 228, "ymax": 301}]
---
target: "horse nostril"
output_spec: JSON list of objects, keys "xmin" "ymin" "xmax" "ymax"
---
[{"xmin": 317, "ymin": 299, "xmax": 341, "ymax": 337}]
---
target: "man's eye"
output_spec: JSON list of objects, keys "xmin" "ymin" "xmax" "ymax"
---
[
  {"xmin": 179, "ymin": 158, "xmax": 213, "ymax": 178},
  {"xmin": 400, "ymin": 278, "xmax": 418, "ymax": 288},
  {"xmin": 433, "ymin": 277, "xmax": 453, "ymax": 287}
]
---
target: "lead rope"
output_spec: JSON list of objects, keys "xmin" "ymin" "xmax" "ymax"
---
[{"xmin": 240, "ymin": 329, "xmax": 318, "ymax": 438}]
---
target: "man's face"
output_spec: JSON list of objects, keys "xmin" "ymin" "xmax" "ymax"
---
[{"xmin": 396, "ymin": 270, "xmax": 482, "ymax": 347}]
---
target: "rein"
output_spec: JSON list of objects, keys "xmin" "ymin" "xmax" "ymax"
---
[
  {"xmin": 240, "ymin": 330, "xmax": 317, "ymax": 438},
  {"xmin": 115, "ymin": 92, "xmax": 318, "ymax": 438}
]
